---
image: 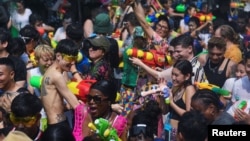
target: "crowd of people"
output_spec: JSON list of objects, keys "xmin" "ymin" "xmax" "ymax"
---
[{"xmin": 0, "ymin": 0, "xmax": 250, "ymax": 141}]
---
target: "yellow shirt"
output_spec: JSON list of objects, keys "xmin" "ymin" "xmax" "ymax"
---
[{"xmin": 224, "ymin": 44, "xmax": 242, "ymax": 63}]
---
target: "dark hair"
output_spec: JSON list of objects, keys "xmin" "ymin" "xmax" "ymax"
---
[
  {"xmin": 54, "ymin": 39, "xmax": 79, "ymax": 56},
  {"xmin": 6, "ymin": 37, "xmax": 26, "ymax": 57},
  {"xmin": 155, "ymin": 15, "xmax": 171, "ymax": 30},
  {"xmin": 189, "ymin": 16, "xmax": 200, "ymax": 27},
  {"xmin": 0, "ymin": 27, "xmax": 11, "ymax": 43},
  {"xmin": 171, "ymin": 34, "xmax": 194, "ymax": 49},
  {"xmin": 207, "ymin": 37, "xmax": 226, "ymax": 50},
  {"xmin": 244, "ymin": 51, "xmax": 250, "ymax": 63},
  {"xmin": 19, "ymin": 25, "xmax": 40, "ymax": 43},
  {"xmin": 191, "ymin": 89, "xmax": 224, "ymax": 113},
  {"xmin": 66, "ymin": 22, "xmax": 83, "ymax": 43},
  {"xmin": 173, "ymin": 60, "xmax": 193, "ymax": 87},
  {"xmin": 123, "ymin": 12, "xmax": 140, "ymax": 27},
  {"xmin": 0, "ymin": 57, "xmax": 15, "ymax": 72},
  {"xmin": 178, "ymin": 110, "xmax": 208, "ymax": 141},
  {"xmin": 129, "ymin": 111, "xmax": 154, "ymax": 139},
  {"xmin": 29, "ymin": 13, "xmax": 43, "ymax": 26},
  {"xmin": 41, "ymin": 125, "xmax": 75, "ymax": 141},
  {"xmin": 11, "ymin": 93, "xmax": 42, "ymax": 117},
  {"xmin": 90, "ymin": 79, "xmax": 117, "ymax": 104}
]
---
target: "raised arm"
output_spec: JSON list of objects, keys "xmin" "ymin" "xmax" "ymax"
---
[{"xmin": 132, "ymin": 1, "xmax": 155, "ymax": 38}]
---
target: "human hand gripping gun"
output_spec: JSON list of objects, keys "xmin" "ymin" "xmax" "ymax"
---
[
  {"xmin": 126, "ymin": 48, "xmax": 173, "ymax": 69},
  {"xmin": 194, "ymin": 82, "xmax": 230, "ymax": 96},
  {"xmin": 29, "ymin": 75, "xmax": 96, "ymax": 102}
]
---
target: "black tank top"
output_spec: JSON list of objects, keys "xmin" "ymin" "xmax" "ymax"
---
[
  {"xmin": 170, "ymin": 94, "xmax": 186, "ymax": 120},
  {"xmin": 204, "ymin": 58, "xmax": 230, "ymax": 87}
]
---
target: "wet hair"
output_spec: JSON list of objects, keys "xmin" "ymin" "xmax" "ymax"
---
[
  {"xmin": 90, "ymin": 79, "xmax": 117, "ymax": 104},
  {"xmin": 11, "ymin": 92, "xmax": 42, "ymax": 117},
  {"xmin": 54, "ymin": 39, "xmax": 79, "ymax": 56},
  {"xmin": 6, "ymin": 37, "xmax": 26, "ymax": 57},
  {"xmin": 191, "ymin": 89, "xmax": 224, "ymax": 113},
  {"xmin": 41, "ymin": 125, "xmax": 75, "ymax": 141},
  {"xmin": 178, "ymin": 110, "xmax": 208, "ymax": 141},
  {"xmin": 173, "ymin": 60, "xmax": 193, "ymax": 87},
  {"xmin": 207, "ymin": 36, "xmax": 226, "ymax": 50}
]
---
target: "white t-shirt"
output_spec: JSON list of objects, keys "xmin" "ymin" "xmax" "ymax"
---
[
  {"xmin": 53, "ymin": 27, "xmax": 66, "ymax": 42},
  {"xmin": 12, "ymin": 8, "xmax": 32, "ymax": 30},
  {"xmin": 222, "ymin": 77, "xmax": 237, "ymax": 93},
  {"xmin": 232, "ymin": 76, "xmax": 250, "ymax": 102}
]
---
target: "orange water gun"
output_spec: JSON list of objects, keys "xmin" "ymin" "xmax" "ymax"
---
[
  {"xmin": 195, "ymin": 13, "xmax": 216, "ymax": 24},
  {"xmin": 230, "ymin": 2, "xmax": 245, "ymax": 8},
  {"xmin": 29, "ymin": 52, "xmax": 37, "ymax": 67},
  {"xmin": 126, "ymin": 48, "xmax": 171, "ymax": 68},
  {"xmin": 194, "ymin": 82, "xmax": 230, "ymax": 96},
  {"xmin": 29, "ymin": 76, "xmax": 96, "ymax": 102}
]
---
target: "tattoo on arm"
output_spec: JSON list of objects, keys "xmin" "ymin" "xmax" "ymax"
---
[
  {"xmin": 41, "ymin": 77, "xmax": 50, "ymax": 96},
  {"xmin": 56, "ymin": 113, "xmax": 66, "ymax": 122}
]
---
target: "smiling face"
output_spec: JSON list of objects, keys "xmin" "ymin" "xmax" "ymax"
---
[
  {"xmin": 208, "ymin": 47, "xmax": 225, "ymax": 64},
  {"xmin": 0, "ymin": 65, "xmax": 14, "ymax": 90},
  {"xmin": 235, "ymin": 63, "xmax": 246, "ymax": 79},
  {"xmin": 87, "ymin": 89, "xmax": 110, "ymax": 120},
  {"xmin": 171, "ymin": 67, "xmax": 189, "ymax": 87},
  {"xmin": 56, "ymin": 53, "xmax": 76, "ymax": 72},
  {"xmin": 155, "ymin": 20, "xmax": 169, "ymax": 38}
]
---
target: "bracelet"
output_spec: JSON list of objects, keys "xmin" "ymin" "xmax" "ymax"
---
[{"xmin": 72, "ymin": 71, "xmax": 79, "ymax": 76}]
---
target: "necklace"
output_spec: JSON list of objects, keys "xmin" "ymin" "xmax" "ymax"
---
[{"xmin": 208, "ymin": 59, "xmax": 218, "ymax": 73}]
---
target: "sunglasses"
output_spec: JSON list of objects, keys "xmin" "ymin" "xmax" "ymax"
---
[
  {"xmin": 9, "ymin": 112, "xmax": 37, "ymax": 127},
  {"xmin": 86, "ymin": 95, "xmax": 109, "ymax": 104},
  {"xmin": 62, "ymin": 54, "xmax": 78, "ymax": 62}
]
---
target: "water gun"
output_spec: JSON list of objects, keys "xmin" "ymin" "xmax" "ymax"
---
[
  {"xmin": 145, "ymin": 11, "xmax": 166, "ymax": 26},
  {"xmin": 175, "ymin": 4, "xmax": 186, "ymax": 13},
  {"xmin": 76, "ymin": 51, "xmax": 90, "ymax": 75},
  {"xmin": 230, "ymin": 2, "xmax": 245, "ymax": 8},
  {"xmin": 194, "ymin": 82, "xmax": 230, "ymax": 96},
  {"xmin": 126, "ymin": 48, "xmax": 172, "ymax": 68},
  {"xmin": 29, "ymin": 75, "xmax": 96, "ymax": 102},
  {"xmin": 195, "ymin": 13, "xmax": 216, "ymax": 23},
  {"xmin": 48, "ymin": 32, "xmax": 58, "ymax": 49},
  {"xmin": 29, "ymin": 52, "xmax": 37, "ymax": 67},
  {"xmin": 237, "ymin": 100, "xmax": 247, "ymax": 110},
  {"xmin": 112, "ymin": 29, "xmax": 121, "ymax": 39},
  {"xmin": 140, "ymin": 83, "xmax": 170, "ymax": 104},
  {"xmin": 88, "ymin": 118, "xmax": 121, "ymax": 141}
]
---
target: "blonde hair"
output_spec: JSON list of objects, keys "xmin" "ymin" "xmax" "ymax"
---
[{"xmin": 34, "ymin": 44, "xmax": 54, "ymax": 60}]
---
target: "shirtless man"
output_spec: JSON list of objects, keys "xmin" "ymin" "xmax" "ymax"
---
[{"xmin": 40, "ymin": 39, "xmax": 80, "ymax": 126}]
